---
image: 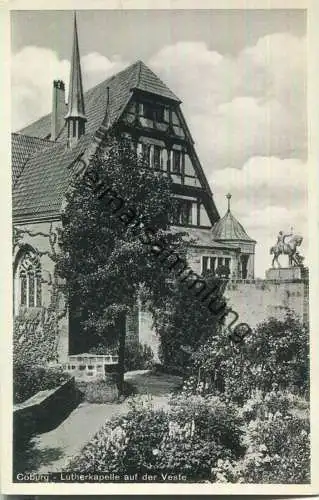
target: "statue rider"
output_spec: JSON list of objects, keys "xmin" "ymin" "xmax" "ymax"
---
[{"xmin": 276, "ymin": 228, "xmax": 293, "ymax": 253}]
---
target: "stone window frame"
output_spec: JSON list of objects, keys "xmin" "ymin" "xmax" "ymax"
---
[{"xmin": 14, "ymin": 246, "xmax": 42, "ymax": 311}]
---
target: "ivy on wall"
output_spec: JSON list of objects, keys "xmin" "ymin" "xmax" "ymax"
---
[{"xmin": 13, "ymin": 223, "xmax": 67, "ymax": 366}]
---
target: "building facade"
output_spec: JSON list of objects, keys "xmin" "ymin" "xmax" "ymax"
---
[{"xmin": 12, "ymin": 15, "xmax": 257, "ymax": 361}]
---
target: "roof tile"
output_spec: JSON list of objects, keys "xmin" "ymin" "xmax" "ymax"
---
[
  {"xmin": 13, "ymin": 134, "xmax": 94, "ymax": 219},
  {"xmin": 11, "ymin": 133, "xmax": 55, "ymax": 186}
]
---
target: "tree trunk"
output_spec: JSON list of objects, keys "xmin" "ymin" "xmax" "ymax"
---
[{"xmin": 117, "ymin": 312, "xmax": 126, "ymax": 397}]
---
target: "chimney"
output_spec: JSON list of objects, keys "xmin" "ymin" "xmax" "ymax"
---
[{"xmin": 51, "ymin": 79, "xmax": 66, "ymax": 141}]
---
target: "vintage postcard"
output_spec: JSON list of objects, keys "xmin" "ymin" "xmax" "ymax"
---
[{"xmin": 1, "ymin": 0, "xmax": 318, "ymax": 495}]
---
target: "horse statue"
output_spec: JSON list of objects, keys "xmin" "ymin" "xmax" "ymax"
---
[{"xmin": 270, "ymin": 232, "xmax": 304, "ymax": 268}]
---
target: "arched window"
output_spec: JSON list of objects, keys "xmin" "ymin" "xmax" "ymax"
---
[{"xmin": 17, "ymin": 250, "xmax": 42, "ymax": 308}]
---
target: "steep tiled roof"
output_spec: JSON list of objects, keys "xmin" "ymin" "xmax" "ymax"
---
[
  {"xmin": 13, "ymin": 61, "xmax": 182, "ymax": 220},
  {"xmin": 11, "ymin": 133, "xmax": 55, "ymax": 185},
  {"xmin": 13, "ymin": 133, "xmax": 94, "ymax": 220},
  {"xmin": 18, "ymin": 61, "xmax": 180, "ymax": 141},
  {"xmin": 211, "ymin": 210, "xmax": 255, "ymax": 242},
  {"xmin": 133, "ymin": 61, "xmax": 180, "ymax": 102}
]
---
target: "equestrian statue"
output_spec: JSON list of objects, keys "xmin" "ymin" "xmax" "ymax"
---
[{"xmin": 270, "ymin": 228, "xmax": 304, "ymax": 268}]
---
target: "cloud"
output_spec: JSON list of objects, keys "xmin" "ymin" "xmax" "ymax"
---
[
  {"xmin": 11, "ymin": 47, "xmax": 128, "ymax": 130},
  {"xmin": 149, "ymin": 33, "xmax": 307, "ymax": 169},
  {"xmin": 11, "ymin": 46, "xmax": 70, "ymax": 130},
  {"xmin": 81, "ymin": 52, "xmax": 127, "ymax": 92}
]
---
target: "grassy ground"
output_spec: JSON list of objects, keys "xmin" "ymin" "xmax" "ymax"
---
[{"xmin": 124, "ymin": 369, "xmax": 183, "ymax": 396}]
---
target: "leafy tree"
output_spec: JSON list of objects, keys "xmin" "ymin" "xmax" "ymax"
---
[
  {"xmin": 56, "ymin": 135, "xmax": 188, "ymax": 394},
  {"xmin": 151, "ymin": 271, "xmax": 227, "ymax": 373}
]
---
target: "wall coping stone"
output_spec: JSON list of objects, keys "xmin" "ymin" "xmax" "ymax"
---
[{"xmin": 13, "ymin": 378, "xmax": 73, "ymax": 413}]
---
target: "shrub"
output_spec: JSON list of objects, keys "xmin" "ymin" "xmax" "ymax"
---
[
  {"xmin": 240, "ymin": 388, "xmax": 294, "ymax": 422},
  {"xmin": 13, "ymin": 363, "xmax": 69, "ymax": 404},
  {"xmin": 169, "ymin": 394, "xmax": 245, "ymax": 459},
  {"xmin": 246, "ymin": 314, "xmax": 309, "ymax": 395},
  {"xmin": 186, "ymin": 312, "xmax": 309, "ymax": 404},
  {"xmin": 13, "ymin": 308, "xmax": 60, "ymax": 367},
  {"xmin": 66, "ymin": 394, "xmax": 244, "ymax": 480},
  {"xmin": 75, "ymin": 377, "xmax": 135, "ymax": 403},
  {"xmin": 124, "ymin": 342, "xmax": 154, "ymax": 371}
]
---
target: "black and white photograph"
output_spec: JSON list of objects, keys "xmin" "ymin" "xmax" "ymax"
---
[{"xmin": 2, "ymin": 0, "xmax": 318, "ymax": 495}]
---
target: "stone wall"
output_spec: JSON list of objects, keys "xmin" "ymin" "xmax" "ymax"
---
[
  {"xmin": 225, "ymin": 278, "xmax": 309, "ymax": 328},
  {"xmin": 137, "ymin": 274, "xmax": 309, "ymax": 358}
]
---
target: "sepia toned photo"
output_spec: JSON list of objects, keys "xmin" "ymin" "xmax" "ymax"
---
[{"xmin": 2, "ymin": 1, "xmax": 317, "ymax": 495}]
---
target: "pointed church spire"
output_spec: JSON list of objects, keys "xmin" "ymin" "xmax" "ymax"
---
[{"xmin": 65, "ymin": 12, "xmax": 86, "ymax": 144}]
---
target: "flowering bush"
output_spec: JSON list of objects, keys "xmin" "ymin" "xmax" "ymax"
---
[
  {"xmin": 212, "ymin": 395, "xmax": 310, "ymax": 484},
  {"xmin": 169, "ymin": 394, "xmax": 244, "ymax": 458},
  {"xmin": 240, "ymin": 388, "xmax": 294, "ymax": 422},
  {"xmin": 66, "ymin": 394, "xmax": 244, "ymax": 480},
  {"xmin": 236, "ymin": 412, "xmax": 310, "ymax": 483}
]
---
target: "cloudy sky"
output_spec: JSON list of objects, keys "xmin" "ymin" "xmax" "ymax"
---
[{"xmin": 11, "ymin": 9, "xmax": 307, "ymax": 277}]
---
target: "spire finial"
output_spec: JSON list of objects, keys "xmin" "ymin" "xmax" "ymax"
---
[
  {"xmin": 65, "ymin": 10, "xmax": 86, "ymax": 145},
  {"xmin": 226, "ymin": 193, "xmax": 232, "ymax": 212}
]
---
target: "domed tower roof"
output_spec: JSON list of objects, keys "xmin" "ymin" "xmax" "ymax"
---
[{"xmin": 212, "ymin": 194, "xmax": 255, "ymax": 242}]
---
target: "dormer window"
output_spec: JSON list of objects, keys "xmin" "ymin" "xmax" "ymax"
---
[{"xmin": 142, "ymin": 102, "xmax": 164, "ymax": 122}]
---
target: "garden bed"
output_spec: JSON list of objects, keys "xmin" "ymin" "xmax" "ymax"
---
[{"xmin": 64, "ymin": 390, "xmax": 310, "ymax": 483}]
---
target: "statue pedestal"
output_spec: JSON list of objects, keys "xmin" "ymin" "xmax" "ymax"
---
[{"xmin": 265, "ymin": 267, "xmax": 305, "ymax": 280}]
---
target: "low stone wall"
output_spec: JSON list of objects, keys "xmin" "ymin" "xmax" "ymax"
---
[
  {"xmin": 13, "ymin": 377, "xmax": 81, "ymax": 444},
  {"xmin": 61, "ymin": 354, "xmax": 119, "ymax": 381}
]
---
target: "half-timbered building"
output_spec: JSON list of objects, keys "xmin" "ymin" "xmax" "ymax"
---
[{"xmin": 12, "ymin": 15, "xmax": 255, "ymax": 360}]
